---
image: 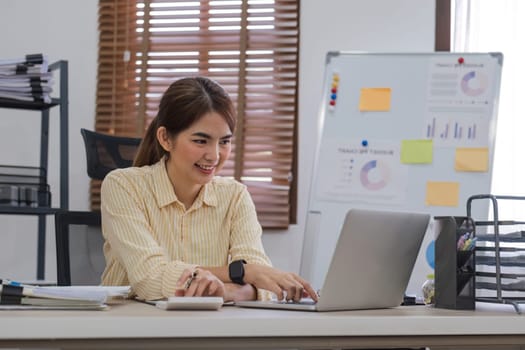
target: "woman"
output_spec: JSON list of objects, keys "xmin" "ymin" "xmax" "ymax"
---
[{"xmin": 100, "ymin": 77, "xmax": 317, "ymax": 303}]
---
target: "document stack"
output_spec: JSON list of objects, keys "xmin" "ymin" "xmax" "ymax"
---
[
  {"xmin": 476, "ymin": 231, "xmax": 525, "ymax": 299},
  {"xmin": 0, "ymin": 280, "xmax": 112, "ymax": 310},
  {"xmin": 0, "ymin": 54, "xmax": 53, "ymax": 104}
]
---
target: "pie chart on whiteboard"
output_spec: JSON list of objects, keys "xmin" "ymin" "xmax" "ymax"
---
[
  {"xmin": 360, "ymin": 160, "xmax": 390, "ymax": 191},
  {"xmin": 461, "ymin": 71, "xmax": 487, "ymax": 96}
]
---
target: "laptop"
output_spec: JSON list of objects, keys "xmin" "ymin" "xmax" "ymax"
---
[{"xmin": 235, "ymin": 208, "xmax": 430, "ymax": 312}]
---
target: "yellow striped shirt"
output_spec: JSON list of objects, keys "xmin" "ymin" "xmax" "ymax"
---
[{"xmin": 100, "ymin": 157, "xmax": 272, "ymax": 300}]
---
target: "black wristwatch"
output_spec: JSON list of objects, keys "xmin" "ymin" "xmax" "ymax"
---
[{"xmin": 229, "ymin": 259, "xmax": 247, "ymax": 285}]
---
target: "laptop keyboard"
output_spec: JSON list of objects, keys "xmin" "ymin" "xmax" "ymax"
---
[{"xmin": 273, "ymin": 299, "xmax": 317, "ymax": 305}]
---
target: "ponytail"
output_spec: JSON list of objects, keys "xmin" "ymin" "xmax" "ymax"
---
[{"xmin": 133, "ymin": 118, "xmax": 166, "ymax": 166}]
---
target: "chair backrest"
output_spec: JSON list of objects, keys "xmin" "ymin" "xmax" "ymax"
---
[
  {"xmin": 80, "ymin": 128, "xmax": 142, "ymax": 180},
  {"xmin": 55, "ymin": 210, "xmax": 104, "ymax": 286}
]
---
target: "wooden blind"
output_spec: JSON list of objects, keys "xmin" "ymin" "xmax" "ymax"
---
[{"xmin": 95, "ymin": 0, "xmax": 300, "ymax": 228}]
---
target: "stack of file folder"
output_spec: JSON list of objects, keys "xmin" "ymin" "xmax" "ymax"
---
[
  {"xmin": 476, "ymin": 231, "xmax": 525, "ymax": 299},
  {"xmin": 0, "ymin": 54, "xmax": 53, "ymax": 104},
  {"xmin": 0, "ymin": 165, "xmax": 50, "ymax": 207},
  {"xmin": 0, "ymin": 280, "xmax": 130, "ymax": 310}
]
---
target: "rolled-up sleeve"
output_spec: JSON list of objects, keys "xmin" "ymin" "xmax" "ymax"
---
[{"xmin": 228, "ymin": 186, "xmax": 273, "ymax": 300}]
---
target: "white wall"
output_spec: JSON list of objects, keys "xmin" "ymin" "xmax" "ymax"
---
[
  {"xmin": 0, "ymin": 0, "xmax": 435, "ymax": 282},
  {"xmin": 0, "ymin": 1, "xmax": 97, "ymax": 280}
]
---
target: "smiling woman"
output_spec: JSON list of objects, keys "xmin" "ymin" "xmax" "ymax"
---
[
  {"xmin": 134, "ymin": 78, "xmax": 235, "ymax": 209},
  {"xmin": 155, "ymin": 112, "xmax": 233, "ymax": 209},
  {"xmin": 100, "ymin": 77, "xmax": 317, "ymax": 303}
]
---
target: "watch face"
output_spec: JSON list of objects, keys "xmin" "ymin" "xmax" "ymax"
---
[
  {"xmin": 231, "ymin": 263, "xmax": 242, "ymax": 277},
  {"xmin": 230, "ymin": 260, "xmax": 245, "ymax": 285}
]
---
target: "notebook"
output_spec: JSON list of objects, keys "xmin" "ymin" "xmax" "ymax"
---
[{"xmin": 235, "ymin": 208, "xmax": 430, "ymax": 312}]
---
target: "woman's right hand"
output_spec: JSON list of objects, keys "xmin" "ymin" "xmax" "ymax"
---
[
  {"xmin": 175, "ymin": 267, "xmax": 225, "ymax": 298},
  {"xmin": 244, "ymin": 264, "xmax": 318, "ymax": 303}
]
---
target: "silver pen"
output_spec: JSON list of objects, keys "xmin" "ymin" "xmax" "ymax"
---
[{"xmin": 183, "ymin": 271, "xmax": 198, "ymax": 290}]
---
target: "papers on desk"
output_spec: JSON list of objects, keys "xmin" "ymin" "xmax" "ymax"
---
[
  {"xmin": 0, "ymin": 280, "xmax": 131, "ymax": 310},
  {"xmin": 40, "ymin": 285, "xmax": 131, "ymax": 300}
]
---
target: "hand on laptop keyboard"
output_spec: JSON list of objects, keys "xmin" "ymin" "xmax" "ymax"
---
[
  {"xmin": 243, "ymin": 264, "xmax": 319, "ymax": 303},
  {"xmin": 275, "ymin": 298, "xmax": 317, "ymax": 305}
]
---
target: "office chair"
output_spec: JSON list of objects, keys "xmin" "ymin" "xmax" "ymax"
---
[
  {"xmin": 55, "ymin": 210, "xmax": 104, "ymax": 286},
  {"xmin": 80, "ymin": 128, "xmax": 142, "ymax": 180},
  {"xmin": 53, "ymin": 131, "xmax": 141, "ymax": 285}
]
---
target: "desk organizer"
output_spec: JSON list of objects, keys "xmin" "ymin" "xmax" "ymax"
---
[
  {"xmin": 434, "ymin": 216, "xmax": 476, "ymax": 310},
  {"xmin": 467, "ymin": 194, "xmax": 525, "ymax": 314}
]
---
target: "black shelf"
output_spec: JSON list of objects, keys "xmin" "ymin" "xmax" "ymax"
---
[
  {"xmin": 0, "ymin": 98, "xmax": 60, "ymax": 110},
  {"xmin": 0, "ymin": 207, "xmax": 62, "ymax": 215},
  {"xmin": 0, "ymin": 60, "xmax": 68, "ymax": 280}
]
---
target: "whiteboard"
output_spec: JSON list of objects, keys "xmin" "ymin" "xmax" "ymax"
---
[{"xmin": 300, "ymin": 52, "xmax": 503, "ymax": 295}]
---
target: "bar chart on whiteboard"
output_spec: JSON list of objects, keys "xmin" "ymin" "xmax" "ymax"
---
[{"xmin": 425, "ymin": 56, "xmax": 495, "ymax": 147}]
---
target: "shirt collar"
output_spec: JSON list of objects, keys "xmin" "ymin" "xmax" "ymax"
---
[{"xmin": 152, "ymin": 157, "xmax": 218, "ymax": 209}]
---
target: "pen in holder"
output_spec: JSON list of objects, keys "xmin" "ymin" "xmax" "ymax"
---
[{"xmin": 433, "ymin": 216, "xmax": 476, "ymax": 310}]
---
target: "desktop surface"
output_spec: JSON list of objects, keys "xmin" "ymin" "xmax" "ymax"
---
[{"xmin": 0, "ymin": 301, "xmax": 523, "ymax": 349}]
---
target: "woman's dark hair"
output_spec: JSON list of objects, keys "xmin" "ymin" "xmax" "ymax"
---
[{"xmin": 133, "ymin": 77, "xmax": 236, "ymax": 166}]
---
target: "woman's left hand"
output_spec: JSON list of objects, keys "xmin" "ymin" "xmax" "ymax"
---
[
  {"xmin": 175, "ymin": 267, "xmax": 225, "ymax": 297},
  {"xmin": 244, "ymin": 264, "xmax": 318, "ymax": 303}
]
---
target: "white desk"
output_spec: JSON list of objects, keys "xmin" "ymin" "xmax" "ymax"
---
[{"xmin": 0, "ymin": 301, "xmax": 524, "ymax": 349}]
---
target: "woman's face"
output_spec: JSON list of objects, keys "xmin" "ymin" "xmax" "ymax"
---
[{"xmin": 165, "ymin": 111, "xmax": 233, "ymax": 189}]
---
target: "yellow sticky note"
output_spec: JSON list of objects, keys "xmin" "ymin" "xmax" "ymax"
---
[
  {"xmin": 425, "ymin": 181, "xmax": 460, "ymax": 207},
  {"xmin": 455, "ymin": 147, "xmax": 489, "ymax": 172},
  {"xmin": 359, "ymin": 88, "xmax": 391, "ymax": 111},
  {"xmin": 400, "ymin": 139, "xmax": 433, "ymax": 164}
]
